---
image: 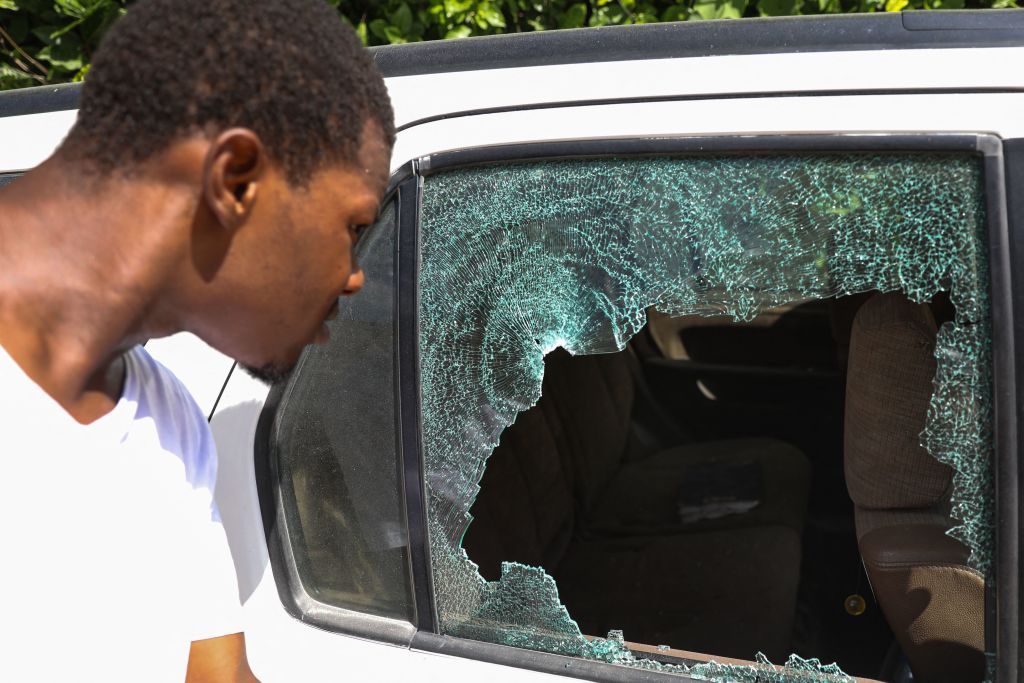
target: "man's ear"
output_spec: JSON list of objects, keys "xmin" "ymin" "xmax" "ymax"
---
[{"xmin": 202, "ymin": 128, "xmax": 265, "ymax": 231}]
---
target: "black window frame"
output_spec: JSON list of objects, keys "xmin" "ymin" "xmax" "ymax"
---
[
  {"xmin": 254, "ymin": 177, "xmax": 423, "ymax": 646},
  {"xmin": 257, "ymin": 133, "xmax": 1018, "ymax": 682}
]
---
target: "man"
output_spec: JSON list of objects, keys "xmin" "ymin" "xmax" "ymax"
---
[{"xmin": 0, "ymin": 0, "xmax": 393, "ymax": 680}]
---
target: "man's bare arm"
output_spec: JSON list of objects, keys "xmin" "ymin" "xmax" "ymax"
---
[{"xmin": 185, "ymin": 633, "xmax": 260, "ymax": 683}]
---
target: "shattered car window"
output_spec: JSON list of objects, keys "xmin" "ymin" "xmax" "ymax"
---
[{"xmin": 417, "ymin": 153, "xmax": 991, "ymax": 676}]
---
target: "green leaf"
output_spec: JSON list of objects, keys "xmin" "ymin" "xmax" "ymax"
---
[
  {"xmin": 368, "ymin": 18, "xmax": 392, "ymax": 41},
  {"xmin": 356, "ymin": 19, "xmax": 368, "ymax": 45},
  {"xmin": 559, "ymin": 2, "xmax": 587, "ymax": 28},
  {"xmin": 54, "ymin": 0, "xmax": 89, "ymax": 18},
  {"xmin": 758, "ymin": 0, "xmax": 801, "ymax": 15},
  {"xmin": 0, "ymin": 0, "xmax": 18, "ymax": 11},
  {"xmin": 478, "ymin": 2, "xmax": 506, "ymax": 27},
  {"xmin": 31, "ymin": 25, "xmax": 60, "ymax": 45},
  {"xmin": 444, "ymin": 24, "xmax": 472, "ymax": 38},
  {"xmin": 0, "ymin": 63, "xmax": 37, "ymax": 90},
  {"xmin": 885, "ymin": 0, "xmax": 908, "ymax": 10},
  {"xmin": 444, "ymin": 0, "xmax": 474, "ymax": 15},
  {"xmin": 662, "ymin": 5, "xmax": 689, "ymax": 21},
  {"xmin": 693, "ymin": 0, "xmax": 748, "ymax": 18},
  {"xmin": 36, "ymin": 46, "xmax": 82, "ymax": 71},
  {"xmin": 589, "ymin": 4, "xmax": 626, "ymax": 24},
  {"xmin": 385, "ymin": 26, "xmax": 407, "ymax": 43},
  {"xmin": 71, "ymin": 62, "xmax": 89, "ymax": 82},
  {"xmin": 389, "ymin": 3, "xmax": 413, "ymax": 34}
]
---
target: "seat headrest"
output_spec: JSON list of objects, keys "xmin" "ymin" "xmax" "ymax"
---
[{"xmin": 844, "ymin": 293, "xmax": 952, "ymax": 510}]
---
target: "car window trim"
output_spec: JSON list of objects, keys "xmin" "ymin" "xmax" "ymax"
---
[
  {"xmin": 999, "ymin": 137, "xmax": 1024, "ymax": 678},
  {"xmin": 396, "ymin": 167, "xmax": 438, "ymax": 634},
  {"xmin": 395, "ymin": 87, "xmax": 1024, "ymax": 135},
  {"xmin": 371, "ymin": 11, "xmax": 1024, "ymax": 78}
]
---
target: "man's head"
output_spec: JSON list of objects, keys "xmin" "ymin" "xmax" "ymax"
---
[{"xmin": 61, "ymin": 0, "xmax": 394, "ymax": 383}]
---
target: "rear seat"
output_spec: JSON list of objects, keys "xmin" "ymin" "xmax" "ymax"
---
[
  {"xmin": 541, "ymin": 349, "xmax": 810, "ymax": 536},
  {"xmin": 463, "ymin": 347, "xmax": 810, "ymax": 659}
]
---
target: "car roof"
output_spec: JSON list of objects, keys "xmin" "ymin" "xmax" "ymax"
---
[{"xmin": 1, "ymin": 10, "xmax": 1023, "ymax": 120}]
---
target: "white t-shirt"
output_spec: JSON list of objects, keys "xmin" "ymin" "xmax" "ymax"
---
[{"xmin": 0, "ymin": 344, "xmax": 243, "ymax": 682}]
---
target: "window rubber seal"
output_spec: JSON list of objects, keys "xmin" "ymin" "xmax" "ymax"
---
[
  {"xmin": 999, "ymin": 137, "xmax": 1024, "ymax": 681},
  {"xmin": 396, "ymin": 165, "xmax": 438, "ymax": 634}
]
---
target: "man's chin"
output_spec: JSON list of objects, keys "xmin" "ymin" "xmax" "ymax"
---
[{"xmin": 239, "ymin": 361, "xmax": 295, "ymax": 386}]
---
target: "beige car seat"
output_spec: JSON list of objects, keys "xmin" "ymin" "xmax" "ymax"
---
[{"xmin": 845, "ymin": 292, "xmax": 985, "ymax": 683}]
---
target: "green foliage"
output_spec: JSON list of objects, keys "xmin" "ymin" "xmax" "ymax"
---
[
  {"xmin": 1, "ymin": 0, "xmax": 127, "ymax": 89},
  {"xmin": 0, "ymin": 0, "xmax": 1016, "ymax": 90}
]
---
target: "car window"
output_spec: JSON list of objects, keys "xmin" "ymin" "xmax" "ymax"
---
[
  {"xmin": 269, "ymin": 200, "xmax": 415, "ymax": 622},
  {"xmin": 417, "ymin": 152, "xmax": 992, "ymax": 679}
]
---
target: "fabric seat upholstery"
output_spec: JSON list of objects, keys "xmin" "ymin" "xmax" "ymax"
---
[
  {"xmin": 555, "ymin": 525, "xmax": 801, "ymax": 661},
  {"xmin": 845, "ymin": 292, "xmax": 985, "ymax": 683},
  {"xmin": 589, "ymin": 438, "xmax": 809, "ymax": 536},
  {"xmin": 540, "ymin": 348, "xmax": 810, "ymax": 534},
  {"xmin": 464, "ymin": 345, "xmax": 809, "ymax": 657}
]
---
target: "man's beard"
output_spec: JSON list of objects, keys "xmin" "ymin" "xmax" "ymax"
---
[{"xmin": 240, "ymin": 361, "xmax": 293, "ymax": 386}]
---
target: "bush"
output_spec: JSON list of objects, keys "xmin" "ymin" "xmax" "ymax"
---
[{"xmin": 0, "ymin": 0, "xmax": 1017, "ymax": 90}]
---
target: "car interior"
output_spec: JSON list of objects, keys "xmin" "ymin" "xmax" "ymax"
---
[{"xmin": 461, "ymin": 291, "xmax": 986, "ymax": 683}]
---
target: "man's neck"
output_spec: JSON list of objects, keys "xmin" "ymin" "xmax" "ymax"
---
[{"xmin": 0, "ymin": 156, "xmax": 190, "ymax": 423}]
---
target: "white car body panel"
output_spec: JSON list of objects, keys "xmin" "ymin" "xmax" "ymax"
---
[
  {"xmin": 392, "ymin": 93, "xmax": 1024, "ymax": 173},
  {"xmin": 4, "ymin": 47, "xmax": 1024, "ymax": 173},
  {"xmin": 0, "ymin": 108, "xmax": 77, "ymax": 172},
  {"xmin": 145, "ymin": 333, "xmax": 235, "ymax": 417},
  {"xmin": 384, "ymin": 46, "xmax": 1024, "ymax": 129},
  {"xmin": 202, "ymin": 86, "xmax": 1021, "ymax": 681}
]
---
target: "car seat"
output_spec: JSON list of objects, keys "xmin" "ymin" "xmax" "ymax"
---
[{"xmin": 844, "ymin": 292, "xmax": 985, "ymax": 683}]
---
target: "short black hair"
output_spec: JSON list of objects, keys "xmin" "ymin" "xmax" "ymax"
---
[{"xmin": 64, "ymin": 0, "xmax": 394, "ymax": 184}]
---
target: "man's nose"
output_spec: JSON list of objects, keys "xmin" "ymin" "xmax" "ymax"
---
[{"xmin": 343, "ymin": 267, "xmax": 364, "ymax": 295}]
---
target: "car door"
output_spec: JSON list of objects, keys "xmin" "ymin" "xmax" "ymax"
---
[{"xmin": 209, "ymin": 13, "xmax": 1023, "ymax": 683}]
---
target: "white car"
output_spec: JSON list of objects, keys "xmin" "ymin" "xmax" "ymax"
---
[{"xmin": 2, "ymin": 10, "xmax": 1023, "ymax": 683}]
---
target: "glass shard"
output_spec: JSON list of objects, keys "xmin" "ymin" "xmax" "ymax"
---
[{"xmin": 418, "ymin": 153, "xmax": 991, "ymax": 675}]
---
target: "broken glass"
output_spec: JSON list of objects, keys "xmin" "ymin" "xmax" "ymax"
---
[{"xmin": 418, "ymin": 152, "xmax": 992, "ymax": 675}]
